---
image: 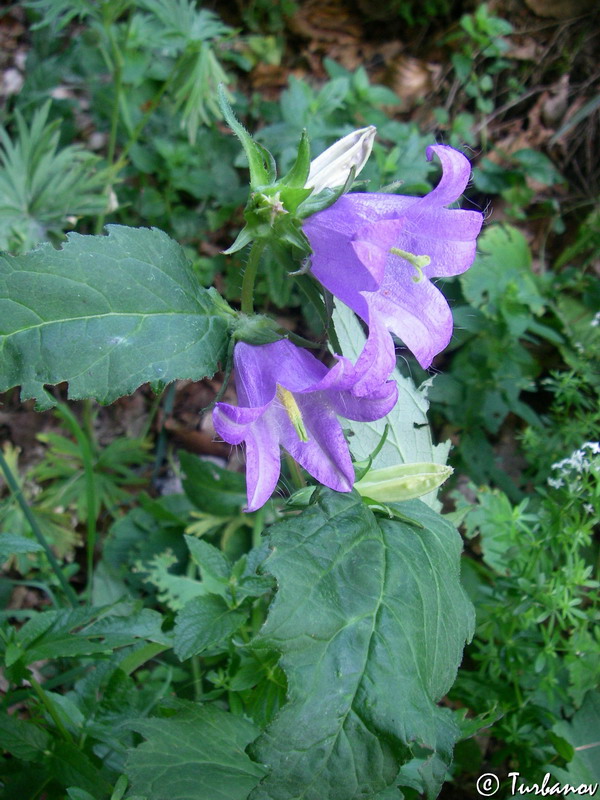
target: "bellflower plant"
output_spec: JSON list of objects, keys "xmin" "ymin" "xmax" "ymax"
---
[
  {"xmin": 213, "ymin": 339, "xmax": 398, "ymax": 511},
  {"xmin": 0, "ymin": 79, "xmax": 491, "ymax": 800},
  {"xmin": 303, "ymin": 145, "xmax": 484, "ymax": 368}
]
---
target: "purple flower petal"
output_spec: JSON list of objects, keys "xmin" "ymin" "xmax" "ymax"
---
[
  {"xmin": 243, "ymin": 415, "xmax": 283, "ymax": 512},
  {"xmin": 424, "ymin": 144, "xmax": 473, "ymax": 207},
  {"xmin": 286, "ymin": 396, "xmax": 354, "ymax": 492},
  {"xmin": 367, "ymin": 271, "xmax": 454, "ymax": 368}
]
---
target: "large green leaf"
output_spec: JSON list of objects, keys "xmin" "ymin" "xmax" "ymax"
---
[
  {"xmin": 173, "ymin": 594, "xmax": 247, "ymax": 660},
  {"xmin": 0, "ymin": 713, "xmax": 50, "ymax": 762},
  {"xmin": 548, "ymin": 691, "xmax": 600, "ymax": 787},
  {"xmin": 6, "ymin": 606, "xmax": 171, "ymax": 668},
  {"xmin": 332, "ymin": 304, "xmax": 449, "ymax": 508},
  {"xmin": 0, "ymin": 225, "xmax": 229, "ymax": 408},
  {"xmin": 180, "ymin": 452, "xmax": 247, "ymax": 516},
  {"xmin": 459, "ymin": 224, "xmax": 544, "ymax": 319},
  {"xmin": 249, "ymin": 490, "xmax": 474, "ymax": 800},
  {"xmin": 126, "ymin": 703, "xmax": 267, "ymax": 800}
]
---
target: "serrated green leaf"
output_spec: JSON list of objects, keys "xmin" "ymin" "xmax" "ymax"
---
[
  {"xmin": 82, "ymin": 608, "xmax": 172, "ymax": 647},
  {"xmin": 13, "ymin": 606, "xmax": 171, "ymax": 666},
  {"xmin": 332, "ymin": 304, "xmax": 449, "ymax": 508},
  {"xmin": 173, "ymin": 594, "xmax": 247, "ymax": 660},
  {"xmin": 249, "ymin": 490, "xmax": 474, "ymax": 800},
  {"xmin": 126, "ymin": 704, "xmax": 267, "ymax": 799},
  {"xmin": 0, "ymin": 713, "xmax": 51, "ymax": 761},
  {"xmin": 184, "ymin": 535, "xmax": 230, "ymax": 595},
  {"xmin": 0, "ymin": 226, "xmax": 229, "ymax": 408}
]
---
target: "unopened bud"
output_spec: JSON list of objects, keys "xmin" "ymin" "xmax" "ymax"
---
[
  {"xmin": 306, "ymin": 126, "xmax": 376, "ymax": 194},
  {"xmin": 354, "ymin": 462, "xmax": 453, "ymax": 503}
]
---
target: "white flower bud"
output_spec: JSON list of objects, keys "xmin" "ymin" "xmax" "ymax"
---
[{"xmin": 306, "ymin": 126, "xmax": 376, "ymax": 193}]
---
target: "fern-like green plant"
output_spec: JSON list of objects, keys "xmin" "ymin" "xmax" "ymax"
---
[
  {"xmin": 0, "ymin": 102, "xmax": 109, "ymax": 253},
  {"xmin": 30, "ymin": 429, "xmax": 152, "ymax": 522},
  {"xmin": 138, "ymin": 0, "xmax": 233, "ymax": 140}
]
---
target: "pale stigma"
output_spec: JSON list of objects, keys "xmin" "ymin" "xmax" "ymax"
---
[
  {"xmin": 389, "ymin": 247, "xmax": 431, "ymax": 283},
  {"xmin": 276, "ymin": 385, "xmax": 309, "ymax": 442}
]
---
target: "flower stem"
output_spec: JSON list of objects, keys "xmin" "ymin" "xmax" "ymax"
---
[
  {"xmin": 251, "ymin": 506, "xmax": 265, "ymax": 549},
  {"xmin": 284, "ymin": 453, "xmax": 306, "ymax": 491},
  {"xmin": 241, "ymin": 241, "xmax": 266, "ymax": 315},
  {"xmin": 151, "ymin": 381, "xmax": 178, "ymax": 481},
  {"xmin": 0, "ymin": 449, "xmax": 78, "ymax": 607}
]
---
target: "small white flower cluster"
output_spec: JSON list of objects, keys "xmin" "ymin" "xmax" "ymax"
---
[
  {"xmin": 590, "ymin": 311, "xmax": 600, "ymax": 328},
  {"xmin": 547, "ymin": 442, "xmax": 600, "ymax": 494}
]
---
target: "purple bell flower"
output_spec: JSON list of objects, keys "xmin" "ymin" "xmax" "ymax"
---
[
  {"xmin": 303, "ymin": 144, "xmax": 484, "ymax": 369},
  {"xmin": 213, "ymin": 339, "xmax": 398, "ymax": 511}
]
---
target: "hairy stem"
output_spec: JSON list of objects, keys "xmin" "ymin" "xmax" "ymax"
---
[
  {"xmin": 241, "ymin": 240, "xmax": 267, "ymax": 315},
  {"xmin": 152, "ymin": 381, "xmax": 178, "ymax": 481},
  {"xmin": 284, "ymin": 453, "xmax": 306, "ymax": 491}
]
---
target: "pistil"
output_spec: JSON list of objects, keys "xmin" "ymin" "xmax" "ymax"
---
[
  {"xmin": 277, "ymin": 385, "xmax": 309, "ymax": 442},
  {"xmin": 389, "ymin": 247, "xmax": 431, "ymax": 283}
]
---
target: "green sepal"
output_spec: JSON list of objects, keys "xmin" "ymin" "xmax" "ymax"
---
[
  {"xmin": 233, "ymin": 314, "xmax": 284, "ymax": 346},
  {"xmin": 297, "ymin": 165, "xmax": 357, "ymax": 219},
  {"xmin": 280, "ymin": 129, "xmax": 311, "ymax": 188},
  {"xmin": 295, "ymin": 275, "xmax": 329, "ymax": 330},
  {"xmin": 206, "ymin": 288, "xmax": 238, "ymax": 322},
  {"xmin": 217, "ymin": 85, "xmax": 273, "ymax": 189},
  {"xmin": 353, "ymin": 423, "xmax": 391, "ymax": 481},
  {"xmin": 355, "ymin": 462, "xmax": 453, "ymax": 503},
  {"xmin": 278, "ymin": 185, "xmax": 313, "ymax": 214},
  {"xmin": 255, "ymin": 142, "xmax": 277, "ymax": 184},
  {"xmin": 222, "ymin": 224, "xmax": 254, "ymax": 255},
  {"xmin": 285, "ymin": 486, "xmax": 318, "ymax": 508},
  {"xmin": 276, "ymin": 216, "xmax": 312, "ymax": 254}
]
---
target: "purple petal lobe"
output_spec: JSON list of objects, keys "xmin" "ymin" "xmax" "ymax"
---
[
  {"xmin": 424, "ymin": 144, "xmax": 472, "ymax": 207},
  {"xmin": 213, "ymin": 401, "xmax": 271, "ymax": 445},
  {"xmin": 367, "ymin": 272, "xmax": 453, "ymax": 369},
  {"xmin": 244, "ymin": 415, "xmax": 282, "ymax": 512},
  {"xmin": 286, "ymin": 396, "xmax": 354, "ymax": 492}
]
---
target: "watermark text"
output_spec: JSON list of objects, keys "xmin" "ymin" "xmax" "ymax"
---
[{"xmin": 475, "ymin": 772, "xmax": 599, "ymax": 797}]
